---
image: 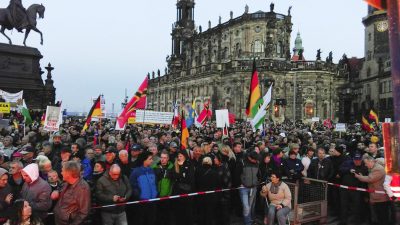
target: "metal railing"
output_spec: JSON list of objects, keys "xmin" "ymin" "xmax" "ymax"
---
[{"xmin": 285, "ymin": 177, "xmax": 328, "ymax": 225}]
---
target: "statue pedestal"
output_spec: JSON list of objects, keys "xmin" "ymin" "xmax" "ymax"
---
[{"xmin": 0, "ymin": 43, "xmax": 55, "ymax": 110}]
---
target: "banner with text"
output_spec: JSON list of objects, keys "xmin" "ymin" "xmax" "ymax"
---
[
  {"xmin": 334, "ymin": 123, "xmax": 346, "ymax": 132},
  {"xmin": 44, "ymin": 106, "xmax": 62, "ymax": 132},
  {"xmin": 0, "ymin": 103, "xmax": 10, "ymax": 114},
  {"xmin": 0, "ymin": 90, "xmax": 23, "ymax": 109},
  {"xmin": 133, "ymin": 110, "xmax": 173, "ymax": 125}
]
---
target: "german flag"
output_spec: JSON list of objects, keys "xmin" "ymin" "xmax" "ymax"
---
[
  {"xmin": 82, "ymin": 95, "xmax": 102, "ymax": 131},
  {"xmin": 364, "ymin": 0, "xmax": 387, "ymax": 10},
  {"xmin": 180, "ymin": 112, "xmax": 189, "ymax": 150},
  {"xmin": 362, "ymin": 115, "xmax": 374, "ymax": 132},
  {"xmin": 246, "ymin": 59, "xmax": 262, "ymax": 118},
  {"xmin": 369, "ymin": 109, "xmax": 379, "ymax": 125},
  {"xmin": 117, "ymin": 77, "xmax": 148, "ymax": 128}
]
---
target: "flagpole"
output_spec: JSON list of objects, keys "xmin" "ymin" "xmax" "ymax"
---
[
  {"xmin": 23, "ymin": 118, "xmax": 26, "ymax": 137},
  {"xmin": 142, "ymin": 96, "xmax": 147, "ymax": 124}
]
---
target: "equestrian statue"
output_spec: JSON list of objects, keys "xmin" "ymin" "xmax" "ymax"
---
[{"xmin": 0, "ymin": 0, "xmax": 45, "ymax": 46}]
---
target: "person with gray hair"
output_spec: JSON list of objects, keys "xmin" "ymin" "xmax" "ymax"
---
[
  {"xmin": 354, "ymin": 155, "xmax": 391, "ymax": 225},
  {"xmin": 148, "ymin": 143, "xmax": 160, "ymax": 167},
  {"xmin": 2, "ymin": 136, "xmax": 16, "ymax": 159},
  {"xmin": 8, "ymin": 161, "xmax": 24, "ymax": 197},
  {"xmin": 118, "ymin": 150, "xmax": 131, "ymax": 177},
  {"xmin": 96, "ymin": 164, "xmax": 132, "ymax": 225},
  {"xmin": 53, "ymin": 161, "xmax": 91, "ymax": 225}
]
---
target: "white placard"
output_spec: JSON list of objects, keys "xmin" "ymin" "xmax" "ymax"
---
[
  {"xmin": 44, "ymin": 106, "xmax": 62, "ymax": 132},
  {"xmin": 135, "ymin": 110, "xmax": 174, "ymax": 125},
  {"xmin": 385, "ymin": 118, "xmax": 392, "ymax": 123},
  {"xmin": 334, "ymin": 123, "xmax": 346, "ymax": 132},
  {"xmin": 216, "ymin": 109, "xmax": 230, "ymax": 128},
  {"xmin": 312, "ymin": 117, "xmax": 320, "ymax": 122},
  {"xmin": 0, "ymin": 90, "xmax": 23, "ymax": 109}
]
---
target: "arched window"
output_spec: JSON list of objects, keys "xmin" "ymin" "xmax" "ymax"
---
[
  {"xmin": 253, "ymin": 40, "xmax": 263, "ymax": 53},
  {"xmin": 277, "ymin": 41, "xmax": 282, "ymax": 55},
  {"xmin": 367, "ymin": 67, "xmax": 371, "ymax": 77},
  {"xmin": 224, "ymin": 47, "xmax": 229, "ymax": 59},
  {"xmin": 212, "ymin": 50, "xmax": 217, "ymax": 62},
  {"xmin": 366, "ymin": 84, "xmax": 371, "ymax": 95},
  {"xmin": 235, "ymin": 43, "xmax": 240, "ymax": 57},
  {"xmin": 226, "ymin": 87, "xmax": 231, "ymax": 95}
]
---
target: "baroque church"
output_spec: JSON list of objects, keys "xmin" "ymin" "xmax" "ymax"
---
[{"xmin": 147, "ymin": 0, "xmax": 391, "ymax": 123}]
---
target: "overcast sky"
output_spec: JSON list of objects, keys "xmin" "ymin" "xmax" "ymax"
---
[{"xmin": 3, "ymin": 0, "xmax": 367, "ymax": 113}]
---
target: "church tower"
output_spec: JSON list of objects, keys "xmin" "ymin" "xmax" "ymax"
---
[
  {"xmin": 169, "ymin": 0, "xmax": 196, "ymax": 71},
  {"xmin": 291, "ymin": 32, "xmax": 305, "ymax": 61},
  {"xmin": 362, "ymin": 6, "xmax": 389, "ymax": 69},
  {"xmin": 358, "ymin": 6, "xmax": 391, "ymax": 116}
]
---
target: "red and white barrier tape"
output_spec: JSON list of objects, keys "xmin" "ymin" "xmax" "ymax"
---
[
  {"xmin": 47, "ymin": 179, "xmax": 395, "ymax": 215},
  {"xmin": 327, "ymin": 182, "xmax": 387, "ymax": 194},
  {"xmin": 47, "ymin": 183, "xmax": 264, "ymax": 215},
  {"xmin": 390, "ymin": 187, "xmax": 400, "ymax": 198},
  {"xmin": 92, "ymin": 183, "xmax": 265, "ymax": 209}
]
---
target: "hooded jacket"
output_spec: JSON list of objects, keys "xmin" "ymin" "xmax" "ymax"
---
[
  {"xmin": 130, "ymin": 166, "xmax": 158, "ymax": 200},
  {"xmin": 20, "ymin": 164, "xmax": 52, "ymax": 219},
  {"xmin": 152, "ymin": 161, "xmax": 174, "ymax": 197}
]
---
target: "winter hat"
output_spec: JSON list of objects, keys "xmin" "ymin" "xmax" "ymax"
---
[
  {"xmin": 334, "ymin": 146, "xmax": 344, "ymax": 155},
  {"xmin": 272, "ymin": 148, "xmax": 283, "ymax": 156},
  {"xmin": 0, "ymin": 168, "xmax": 8, "ymax": 178},
  {"xmin": 353, "ymin": 152, "xmax": 363, "ymax": 160},
  {"xmin": 371, "ymin": 136, "xmax": 379, "ymax": 143},
  {"xmin": 248, "ymin": 151, "xmax": 260, "ymax": 161},
  {"xmin": 178, "ymin": 150, "xmax": 189, "ymax": 160},
  {"xmin": 22, "ymin": 163, "xmax": 39, "ymax": 183}
]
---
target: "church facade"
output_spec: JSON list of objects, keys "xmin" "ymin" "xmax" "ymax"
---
[{"xmin": 147, "ymin": 0, "xmax": 356, "ymax": 123}]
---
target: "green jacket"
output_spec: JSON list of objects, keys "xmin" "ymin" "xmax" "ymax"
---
[{"xmin": 152, "ymin": 161, "xmax": 174, "ymax": 197}]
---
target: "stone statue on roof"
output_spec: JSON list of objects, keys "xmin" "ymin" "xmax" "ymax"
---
[
  {"xmin": 270, "ymin": 2, "xmax": 275, "ymax": 12},
  {"xmin": 316, "ymin": 49, "xmax": 322, "ymax": 61},
  {"xmin": 245, "ymin": 4, "xmax": 249, "ymax": 14}
]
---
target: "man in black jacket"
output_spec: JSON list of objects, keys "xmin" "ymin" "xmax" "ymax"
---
[
  {"xmin": 329, "ymin": 146, "xmax": 349, "ymax": 216},
  {"xmin": 338, "ymin": 152, "xmax": 368, "ymax": 225},
  {"xmin": 214, "ymin": 153, "xmax": 231, "ymax": 225},
  {"xmin": 232, "ymin": 142, "xmax": 244, "ymax": 216},
  {"xmin": 307, "ymin": 147, "xmax": 333, "ymax": 181}
]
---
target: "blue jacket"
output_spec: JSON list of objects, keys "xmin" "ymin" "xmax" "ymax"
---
[
  {"xmin": 81, "ymin": 158, "xmax": 93, "ymax": 181},
  {"xmin": 130, "ymin": 166, "xmax": 158, "ymax": 200}
]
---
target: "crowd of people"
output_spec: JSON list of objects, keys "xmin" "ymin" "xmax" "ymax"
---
[{"xmin": 0, "ymin": 112, "xmax": 397, "ymax": 225}]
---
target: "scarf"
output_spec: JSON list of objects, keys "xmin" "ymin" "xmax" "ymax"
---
[{"xmin": 270, "ymin": 181, "xmax": 282, "ymax": 194}]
